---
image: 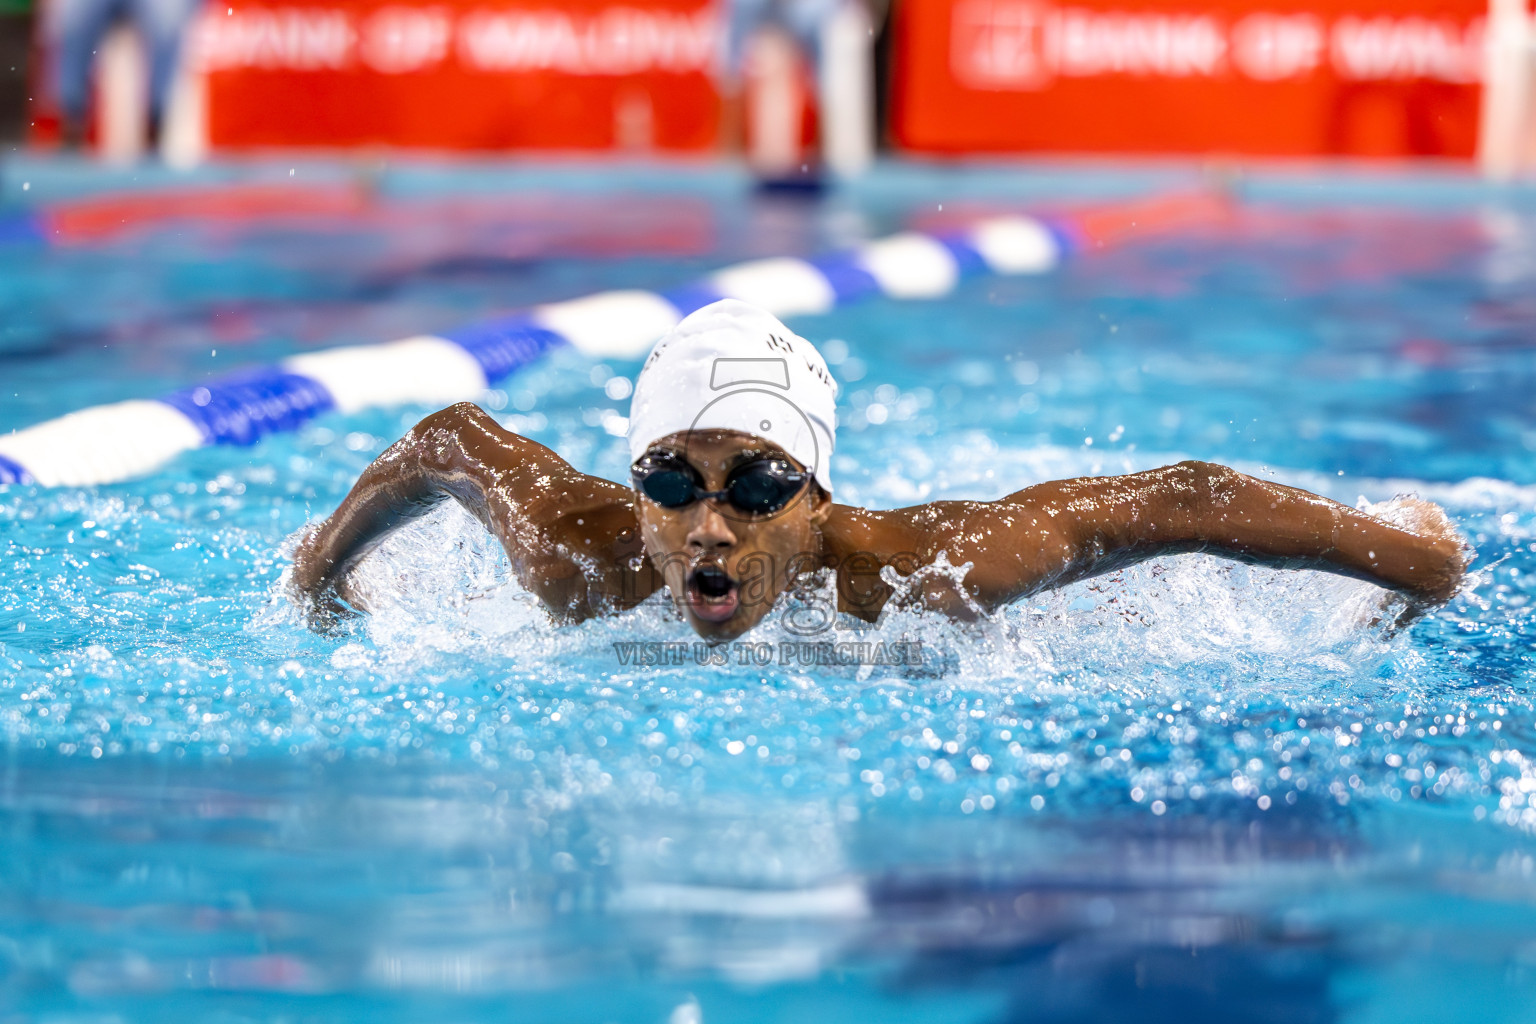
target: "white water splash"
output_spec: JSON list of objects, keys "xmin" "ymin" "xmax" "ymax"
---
[{"xmin": 259, "ymin": 466, "xmax": 1494, "ymax": 714}]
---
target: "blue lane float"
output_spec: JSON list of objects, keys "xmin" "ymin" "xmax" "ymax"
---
[
  {"xmin": 160, "ymin": 370, "xmax": 337, "ymax": 447},
  {"xmin": 0, "ymin": 216, "xmax": 1064, "ymax": 488},
  {"xmin": 0, "ymin": 453, "xmax": 32, "ymax": 486}
]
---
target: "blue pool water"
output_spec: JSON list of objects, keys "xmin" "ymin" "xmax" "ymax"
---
[{"xmin": 2, "ymin": 159, "xmax": 1536, "ymax": 1022}]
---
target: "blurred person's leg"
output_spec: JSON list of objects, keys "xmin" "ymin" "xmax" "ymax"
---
[
  {"xmin": 815, "ymin": 0, "xmax": 874, "ymax": 176},
  {"xmin": 719, "ymin": 0, "xmax": 775, "ymax": 152},
  {"xmin": 742, "ymin": 0, "xmax": 873, "ymax": 180},
  {"xmin": 94, "ymin": 20, "xmax": 147, "ymax": 159},
  {"xmin": 779, "ymin": 0, "xmax": 837, "ymax": 65},
  {"xmin": 724, "ymin": 0, "xmax": 774, "ymax": 86},
  {"xmin": 127, "ymin": 0, "xmax": 197, "ymax": 145},
  {"xmin": 1481, "ymin": 0, "xmax": 1536, "ymax": 178},
  {"xmin": 0, "ymin": 0, "xmax": 32, "ymax": 144},
  {"xmin": 778, "ymin": 0, "xmax": 879, "ymax": 176},
  {"xmin": 49, "ymin": 0, "xmax": 123, "ymax": 146},
  {"xmin": 744, "ymin": 24, "xmax": 807, "ymax": 177}
]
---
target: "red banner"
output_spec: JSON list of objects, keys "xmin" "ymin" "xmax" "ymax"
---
[
  {"xmin": 891, "ymin": 0, "xmax": 1487, "ymax": 157},
  {"xmin": 197, "ymin": 0, "xmax": 722, "ymax": 150}
]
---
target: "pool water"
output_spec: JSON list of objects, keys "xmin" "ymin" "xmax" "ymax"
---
[{"xmin": 1, "ymin": 160, "xmax": 1535, "ymax": 1023}]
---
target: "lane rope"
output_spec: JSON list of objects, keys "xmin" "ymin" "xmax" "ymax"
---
[{"xmin": 0, "ymin": 193, "xmax": 1221, "ymax": 488}]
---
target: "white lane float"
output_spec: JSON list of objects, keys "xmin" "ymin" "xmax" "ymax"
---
[{"xmin": 0, "ymin": 213, "xmax": 1084, "ymax": 487}]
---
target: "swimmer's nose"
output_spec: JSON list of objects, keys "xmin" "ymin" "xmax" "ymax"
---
[{"xmin": 686, "ymin": 501, "xmax": 737, "ymax": 553}]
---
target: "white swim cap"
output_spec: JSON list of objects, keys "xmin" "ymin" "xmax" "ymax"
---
[{"xmin": 627, "ymin": 299, "xmax": 838, "ymax": 494}]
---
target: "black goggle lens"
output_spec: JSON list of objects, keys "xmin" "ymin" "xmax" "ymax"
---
[
  {"xmin": 632, "ymin": 456, "xmax": 808, "ymax": 515},
  {"xmin": 727, "ymin": 461, "xmax": 804, "ymax": 514},
  {"xmin": 638, "ymin": 468, "xmax": 699, "ymax": 509}
]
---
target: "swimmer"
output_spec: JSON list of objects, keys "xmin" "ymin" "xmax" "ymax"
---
[{"xmin": 291, "ymin": 299, "xmax": 1469, "ymax": 639}]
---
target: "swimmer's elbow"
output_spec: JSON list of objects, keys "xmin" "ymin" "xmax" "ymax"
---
[
  {"xmin": 1170, "ymin": 459, "xmax": 1240, "ymax": 496},
  {"xmin": 444, "ymin": 400, "xmax": 492, "ymax": 423},
  {"xmin": 397, "ymin": 403, "xmax": 502, "ymax": 471},
  {"xmin": 1162, "ymin": 460, "xmax": 1243, "ymax": 537},
  {"xmin": 415, "ymin": 401, "xmax": 492, "ymax": 439}
]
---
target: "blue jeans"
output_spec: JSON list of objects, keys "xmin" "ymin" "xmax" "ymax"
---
[
  {"xmin": 724, "ymin": 0, "xmax": 846, "ymax": 84},
  {"xmin": 48, "ymin": 0, "xmax": 201, "ymax": 123}
]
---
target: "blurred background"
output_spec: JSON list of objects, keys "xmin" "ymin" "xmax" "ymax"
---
[{"xmin": 0, "ymin": 0, "xmax": 1531, "ymax": 174}]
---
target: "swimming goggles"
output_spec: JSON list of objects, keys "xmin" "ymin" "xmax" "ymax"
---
[{"xmin": 631, "ymin": 452, "xmax": 809, "ymax": 516}]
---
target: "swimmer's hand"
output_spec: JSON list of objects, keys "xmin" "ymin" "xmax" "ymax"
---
[
  {"xmin": 293, "ymin": 584, "xmax": 360, "ymax": 635},
  {"xmin": 1363, "ymin": 495, "xmax": 1472, "ymax": 630},
  {"xmin": 1386, "ymin": 495, "xmax": 1471, "ymax": 603},
  {"xmin": 289, "ymin": 523, "xmax": 368, "ymax": 632}
]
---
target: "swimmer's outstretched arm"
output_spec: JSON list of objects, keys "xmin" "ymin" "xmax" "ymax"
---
[
  {"xmin": 904, "ymin": 461, "xmax": 1467, "ymax": 615},
  {"xmin": 290, "ymin": 403, "xmax": 655, "ymax": 625}
]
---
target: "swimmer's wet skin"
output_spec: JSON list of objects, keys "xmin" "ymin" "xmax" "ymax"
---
[{"xmin": 291, "ymin": 300, "xmax": 1470, "ymax": 640}]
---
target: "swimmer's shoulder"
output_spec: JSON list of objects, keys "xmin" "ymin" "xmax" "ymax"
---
[{"xmin": 822, "ymin": 500, "xmax": 986, "ymax": 565}]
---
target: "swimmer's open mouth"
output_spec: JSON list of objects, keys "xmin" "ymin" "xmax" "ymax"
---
[{"xmin": 686, "ymin": 564, "xmax": 740, "ymax": 624}]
